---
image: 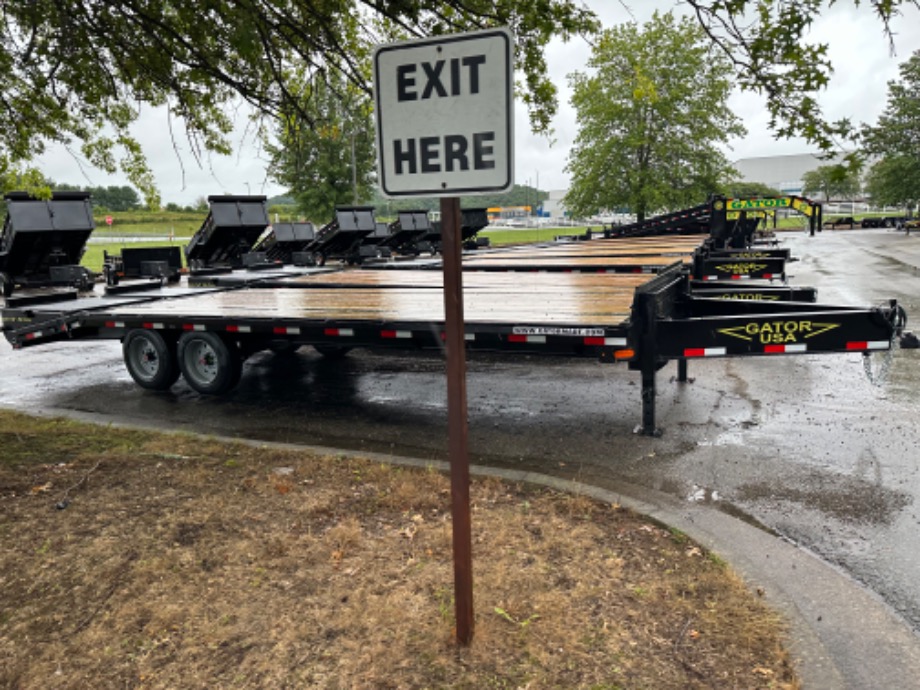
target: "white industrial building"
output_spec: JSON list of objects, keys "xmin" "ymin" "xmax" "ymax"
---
[{"xmin": 731, "ymin": 152, "xmax": 850, "ymax": 197}]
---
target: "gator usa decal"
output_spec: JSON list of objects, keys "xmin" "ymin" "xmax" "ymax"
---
[{"xmin": 718, "ymin": 320, "xmax": 840, "ymax": 345}]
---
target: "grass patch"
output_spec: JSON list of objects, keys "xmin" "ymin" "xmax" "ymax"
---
[
  {"xmin": 481, "ymin": 227, "xmax": 591, "ymax": 246},
  {"xmin": 0, "ymin": 410, "xmax": 798, "ymax": 689}
]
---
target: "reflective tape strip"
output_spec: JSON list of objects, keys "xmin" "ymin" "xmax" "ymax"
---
[
  {"xmin": 684, "ymin": 347, "xmax": 727, "ymax": 357},
  {"xmin": 584, "ymin": 337, "xmax": 628, "ymax": 346},
  {"xmin": 142, "ymin": 322, "xmax": 164, "ymax": 330},
  {"xmin": 183, "ymin": 324, "xmax": 206, "ymax": 331},
  {"xmin": 25, "ymin": 331, "xmax": 41, "ymax": 340},
  {"xmin": 381, "ymin": 330, "xmax": 412, "ymax": 339},
  {"xmin": 226, "ymin": 325, "xmax": 251, "ymax": 333},
  {"xmin": 105, "ymin": 321, "xmax": 125, "ymax": 328},
  {"xmin": 509, "ymin": 334, "xmax": 547, "ymax": 344},
  {"xmin": 702, "ymin": 275, "xmax": 719, "ymax": 281},
  {"xmin": 324, "ymin": 328, "xmax": 355, "ymax": 337},
  {"xmin": 273, "ymin": 326, "xmax": 301, "ymax": 335},
  {"xmin": 764, "ymin": 343, "xmax": 807, "ymax": 354},
  {"xmin": 847, "ymin": 340, "xmax": 889, "ymax": 351}
]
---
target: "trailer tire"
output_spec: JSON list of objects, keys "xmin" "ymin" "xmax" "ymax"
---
[
  {"xmin": 177, "ymin": 331, "xmax": 242, "ymax": 395},
  {"xmin": 123, "ymin": 329, "xmax": 180, "ymax": 390},
  {"xmin": 314, "ymin": 344, "xmax": 353, "ymax": 358}
]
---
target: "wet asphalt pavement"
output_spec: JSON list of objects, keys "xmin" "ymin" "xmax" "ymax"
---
[{"xmin": 3, "ymin": 227, "xmax": 920, "ymax": 636}]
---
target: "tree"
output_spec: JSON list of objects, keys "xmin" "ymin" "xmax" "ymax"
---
[
  {"xmin": 2, "ymin": 1, "xmax": 915, "ymax": 204},
  {"xmin": 564, "ymin": 12, "xmax": 744, "ymax": 222},
  {"xmin": 860, "ymin": 51, "xmax": 920, "ymax": 210},
  {"xmin": 91, "ymin": 185, "xmax": 141, "ymax": 211},
  {"xmin": 801, "ymin": 164, "xmax": 862, "ymax": 201},
  {"xmin": 684, "ymin": 0, "xmax": 912, "ymax": 151},
  {"xmin": 265, "ymin": 70, "xmax": 375, "ymax": 222},
  {"xmin": 0, "ymin": 1, "xmax": 598, "ymax": 204},
  {"xmin": 865, "ymin": 158, "xmax": 919, "ymax": 211}
]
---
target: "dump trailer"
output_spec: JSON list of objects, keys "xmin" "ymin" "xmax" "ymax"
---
[
  {"xmin": 251, "ymin": 222, "xmax": 317, "ymax": 265},
  {"xmin": 185, "ymin": 195, "xmax": 270, "ymax": 271},
  {"xmin": 419, "ymin": 207, "xmax": 490, "ymax": 253},
  {"xmin": 0, "ymin": 192, "xmax": 96, "ymax": 297},
  {"xmin": 103, "ymin": 246, "xmax": 183, "ymax": 286},
  {"xmin": 304, "ymin": 207, "xmax": 377, "ymax": 266},
  {"xmin": 375, "ymin": 210, "xmax": 433, "ymax": 256}
]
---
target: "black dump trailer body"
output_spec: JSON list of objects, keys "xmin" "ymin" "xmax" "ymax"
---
[
  {"xmin": 376, "ymin": 210, "xmax": 432, "ymax": 256},
  {"xmin": 421, "ymin": 207, "xmax": 490, "ymax": 253},
  {"xmin": 251, "ymin": 222, "xmax": 317, "ymax": 265},
  {"xmin": 104, "ymin": 246, "xmax": 184, "ymax": 286},
  {"xmin": 185, "ymin": 195, "xmax": 269, "ymax": 271},
  {"xmin": 307, "ymin": 207, "xmax": 377, "ymax": 265},
  {"xmin": 0, "ymin": 191, "xmax": 95, "ymax": 296}
]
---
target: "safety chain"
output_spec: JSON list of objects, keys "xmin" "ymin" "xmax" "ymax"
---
[
  {"xmin": 863, "ymin": 340, "xmax": 896, "ymax": 387},
  {"xmin": 863, "ymin": 302, "xmax": 910, "ymax": 387}
]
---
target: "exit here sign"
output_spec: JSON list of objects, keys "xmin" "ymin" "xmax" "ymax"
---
[{"xmin": 373, "ymin": 28, "xmax": 514, "ymax": 198}]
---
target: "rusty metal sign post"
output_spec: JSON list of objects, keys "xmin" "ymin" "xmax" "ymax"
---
[
  {"xmin": 439, "ymin": 195, "xmax": 474, "ymax": 643},
  {"xmin": 374, "ymin": 27, "xmax": 514, "ymax": 645}
]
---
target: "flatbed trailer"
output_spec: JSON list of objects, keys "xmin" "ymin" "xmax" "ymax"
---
[
  {"xmin": 1, "ymin": 262, "xmax": 905, "ymax": 435},
  {"xmin": 0, "ymin": 193, "xmax": 908, "ymax": 435}
]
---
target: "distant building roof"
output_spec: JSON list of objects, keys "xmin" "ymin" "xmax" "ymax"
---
[{"xmin": 732, "ymin": 152, "xmax": 849, "ymax": 194}]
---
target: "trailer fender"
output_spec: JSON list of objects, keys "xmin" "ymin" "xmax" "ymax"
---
[
  {"xmin": 123, "ymin": 329, "xmax": 181, "ymax": 391},
  {"xmin": 177, "ymin": 331, "xmax": 243, "ymax": 395}
]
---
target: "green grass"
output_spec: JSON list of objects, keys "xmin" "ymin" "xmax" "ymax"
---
[
  {"xmin": 480, "ymin": 226, "xmax": 591, "ymax": 246},
  {"xmin": 92, "ymin": 220, "xmax": 200, "ymax": 237}
]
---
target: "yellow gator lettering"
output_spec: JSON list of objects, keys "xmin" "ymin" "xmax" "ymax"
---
[
  {"xmin": 714, "ymin": 262, "xmax": 768, "ymax": 274},
  {"xmin": 727, "ymin": 198, "xmax": 792, "ymax": 211},
  {"xmin": 718, "ymin": 320, "xmax": 840, "ymax": 344},
  {"xmin": 717, "ymin": 294, "xmax": 780, "ymax": 301}
]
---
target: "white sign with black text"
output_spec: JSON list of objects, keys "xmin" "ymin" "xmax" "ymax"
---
[{"xmin": 373, "ymin": 27, "xmax": 514, "ymax": 198}]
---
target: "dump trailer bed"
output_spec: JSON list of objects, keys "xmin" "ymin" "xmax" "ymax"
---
[{"xmin": 185, "ymin": 195, "xmax": 270, "ymax": 270}]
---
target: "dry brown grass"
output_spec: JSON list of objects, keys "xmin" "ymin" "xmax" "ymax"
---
[{"xmin": 0, "ymin": 410, "xmax": 798, "ymax": 689}]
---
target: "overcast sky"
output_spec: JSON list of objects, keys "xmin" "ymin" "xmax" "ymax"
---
[{"xmin": 35, "ymin": 1, "xmax": 920, "ymax": 205}]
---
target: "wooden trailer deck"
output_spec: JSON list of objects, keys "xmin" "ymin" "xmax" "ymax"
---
[
  {"xmin": 104, "ymin": 270, "xmax": 649, "ymax": 325},
  {"xmin": 499, "ymin": 236, "xmax": 707, "ymax": 258}
]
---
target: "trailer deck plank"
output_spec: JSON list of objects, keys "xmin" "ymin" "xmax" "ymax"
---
[{"xmin": 460, "ymin": 254, "xmax": 687, "ymax": 268}]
